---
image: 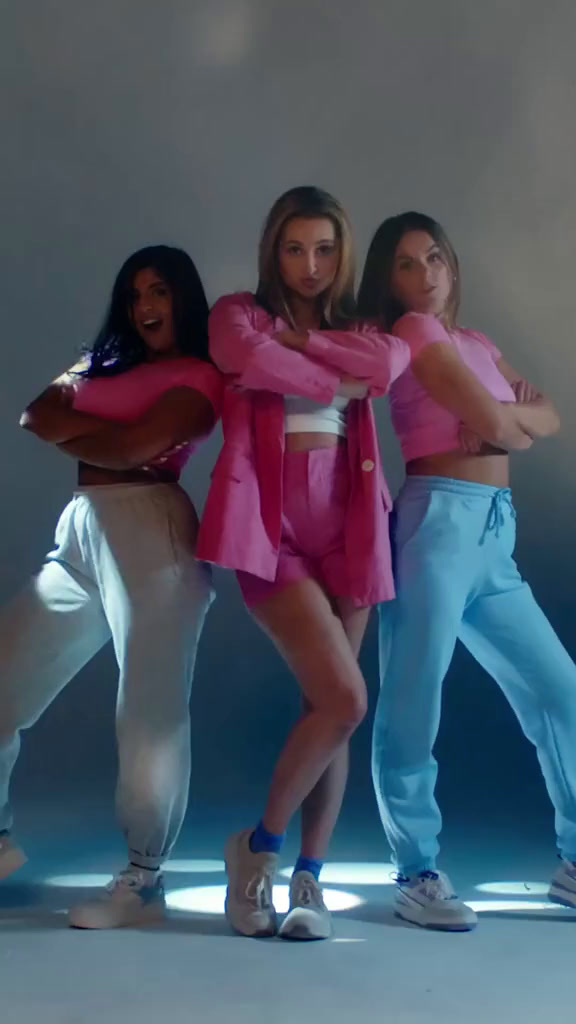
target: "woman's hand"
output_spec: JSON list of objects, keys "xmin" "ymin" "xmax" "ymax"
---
[
  {"xmin": 142, "ymin": 440, "xmax": 190, "ymax": 469},
  {"xmin": 512, "ymin": 378, "xmax": 541, "ymax": 404},
  {"xmin": 274, "ymin": 329, "xmax": 309, "ymax": 351},
  {"xmin": 458, "ymin": 425, "xmax": 485, "ymax": 454},
  {"xmin": 337, "ymin": 376, "xmax": 369, "ymax": 399},
  {"xmin": 459, "ymin": 421, "xmax": 533, "ymax": 455}
]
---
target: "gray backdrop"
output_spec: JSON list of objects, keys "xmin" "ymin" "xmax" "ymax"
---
[{"xmin": 2, "ymin": 0, "xmax": 575, "ymax": 842}]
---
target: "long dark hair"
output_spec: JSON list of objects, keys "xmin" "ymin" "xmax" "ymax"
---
[
  {"xmin": 82, "ymin": 245, "xmax": 210, "ymax": 377},
  {"xmin": 357, "ymin": 211, "xmax": 460, "ymax": 329},
  {"xmin": 255, "ymin": 186, "xmax": 356, "ymax": 328}
]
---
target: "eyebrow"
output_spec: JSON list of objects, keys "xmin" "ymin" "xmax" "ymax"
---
[
  {"xmin": 129, "ymin": 279, "xmax": 166, "ymax": 299},
  {"xmin": 283, "ymin": 238, "xmax": 336, "ymax": 246},
  {"xmin": 396, "ymin": 244, "xmax": 440, "ymax": 260}
]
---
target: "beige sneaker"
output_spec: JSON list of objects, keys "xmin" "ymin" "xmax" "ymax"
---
[
  {"xmin": 68, "ymin": 866, "xmax": 166, "ymax": 929},
  {"xmin": 224, "ymin": 829, "xmax": 278, "ymax": 937},
  {"xmin": 279, "ymin": 871, "xmax": 333, "ymax": 941},
  {"xmin": 549, "ymin": 858, "xmax": 576, "ymax": 908},
  {"xmin": 0, "ymin": 834, "xmax": 27, "ymax": 880},
  {"xmin": 395, "ymin": 870, "xmax": 477, "ymax": 931}
]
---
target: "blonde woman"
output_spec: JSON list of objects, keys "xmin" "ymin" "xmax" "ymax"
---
[{"xmin": 198, "ymin": 187, "xmax": 429, "ymax": 940}]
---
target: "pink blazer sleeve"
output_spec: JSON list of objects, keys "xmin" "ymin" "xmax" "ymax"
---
[
  {"xmin": 209, "ymin": 293, "xmax": 340, "ymax": 401},
  {"xmin": 305, "ymin": 327, "xmax": 411, "ymax": 396}
]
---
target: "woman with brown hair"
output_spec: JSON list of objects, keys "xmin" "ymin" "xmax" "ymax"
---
[{"xmin": 358, "ymin": 211, "xmax": 576, "ymax": 932}]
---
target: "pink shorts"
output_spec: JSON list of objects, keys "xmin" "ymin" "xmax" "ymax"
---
[{"xmin": 237, "ymin": 445, "xmax": 363, "ymax": 609}]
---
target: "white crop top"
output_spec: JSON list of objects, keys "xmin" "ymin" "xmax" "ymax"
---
[{"xmin": 284, "ymin": 395, "xmax": 350, "ymax": 437}]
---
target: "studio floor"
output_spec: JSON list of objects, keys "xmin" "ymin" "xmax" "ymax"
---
[{"xmin": 0, "ymin": 799, "xmax": 572, "ymax": 1023}]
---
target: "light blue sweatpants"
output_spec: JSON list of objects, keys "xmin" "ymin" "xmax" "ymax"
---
[
  {"xmin": 372, "ymin": 475, "xmax": 576, "ymax": 876},
  {"xmin": 0, "ymin": 483, "xmax": 213, "ymax": 869}
]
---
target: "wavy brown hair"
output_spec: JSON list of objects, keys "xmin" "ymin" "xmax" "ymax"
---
[
  {"xmin": 255, "ymin": 186, "xmax": 356, "ymax": 327},
  {"xmin": 357, "ymin": 211, "xmax": 460, "ymax": 330}
]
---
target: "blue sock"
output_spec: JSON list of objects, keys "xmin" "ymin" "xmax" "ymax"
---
[
  {"xmin": 249, "ymin": 821, "xmax": 285, "ymax": 855},
  {"xmin": 293, "ymin": 855, "xmax": 323, "ymax": 881}
]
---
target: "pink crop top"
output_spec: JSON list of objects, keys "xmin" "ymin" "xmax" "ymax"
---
[
  {"xmin": 73, "ymin": 356, "xmax": 223, "ymax": 476},
  {"xmin": 389, "ymin": 312, "xmax": 516, "ymax": 462}
]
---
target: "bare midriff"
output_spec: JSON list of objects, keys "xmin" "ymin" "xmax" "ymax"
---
[
  {"xmin": 407, "ymin": 447, "xmax": 509, "ymax": 488},
  {"xmin": 77, "ymin": 462, "xmax": 179, "ymax": 486},
  {"xmin": 284, "ymin": 432, "xmax": 344, "ymax": 452}
]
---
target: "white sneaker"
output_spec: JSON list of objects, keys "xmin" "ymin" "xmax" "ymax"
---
[
  {"xmin": 68, "ymin": 866, "xmax": 166, "ymax": 929},
  {"xmin": 224, "ymin": 829, "xmax": 278, "ymax": 937},
  {"xmin": 549, "ymin": 859, "xmax": 576, "ymax": 908},
  {"xmin": 395, "ymin": 870, "xmax": 477, "ymax": 931},
  {"xmin": 0, "ymin": 834, "xmax": 27, "ymax": 880},
  {"xmin": 279, "ymin": 871, "xmax": 333, "ymax": 941}
]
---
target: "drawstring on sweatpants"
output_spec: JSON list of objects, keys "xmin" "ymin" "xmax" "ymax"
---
[{"xmin": 480, "ymin": 489, "xmax": 515, "ymax": 545}]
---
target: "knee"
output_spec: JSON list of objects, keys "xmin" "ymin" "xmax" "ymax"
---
[{"xmin": 326, "ymin": 688, "xmax": 368, "ymax": 735}]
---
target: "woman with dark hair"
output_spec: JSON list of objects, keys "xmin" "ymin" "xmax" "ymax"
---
[
  {"xmin": 357, "ymin": 212, "xmax": 576, "ymax": 932},
  {"xmin": 84, "ymin": 244, "xmax": 212, "ymax": 374},
  {"xmin": 0, "ymin": 245, "xmax": 223, "ymax": 929},
  {"xmin": 197, "ymin": 187, "xmax": 434, "ymax": 941}
]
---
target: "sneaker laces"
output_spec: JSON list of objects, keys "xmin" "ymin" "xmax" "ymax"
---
[
  {"xmin": 417, "ymin": 870, "xmax": 456, "ymax": 901},
  {"xmin": 106, "ymin": 867, "xmax": 148, "ymax": 895},
  {"xmin": 292, "ymin": 875, "xmax": 324, "ymax": 910},
  {"xmin": 398, "ymin": 870, "xmax": 456, "ymax": 901},
  {"xmin": 245, "ymin": 868, "xmax": 274, "ymax": 910}
]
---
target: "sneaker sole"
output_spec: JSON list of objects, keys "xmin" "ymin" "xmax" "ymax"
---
[
  {"xmin": 279, "ymin": 909, "xmax": 332, "ymax": 941},
  {"xmin": 548, "ymin": 888, "xmax": 576, "ymax": 910},
  {"xmin": 395, "ymin": 908, "xmax": 477, "ymax": 932},
  {"xmin": 69, "ymin": 903, "xmax": 167, "ymax": 930},
  {"xmin": 0, "ymin": 847, "xmax": 27, "ymax": 881},
  {"xmin": 224, "ymin": 894, "xmax": 277, "ymax": 938},
  {"xmin": 279, "ymin": 923, "xmax": 331, "ymax": 941}
]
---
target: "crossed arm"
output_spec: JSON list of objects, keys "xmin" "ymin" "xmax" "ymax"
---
[
  {"xmin": 20, "ymin": 371, "xmax": 216, "ymax": 471},
  {"xmin": 276, "ymin": 326, "xmax": 559, "ymax": 452},
  {"xmin": 210, "ymin": 297, "xmax": 559, "ymax": 454}
]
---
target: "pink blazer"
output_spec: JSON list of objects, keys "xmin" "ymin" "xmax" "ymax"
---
[{"xmin": 196, "ymin": 293, "xmax": 411, "ymax": 606}]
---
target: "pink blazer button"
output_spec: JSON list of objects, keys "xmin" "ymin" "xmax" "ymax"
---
[{"xmin": 361, "ymin": 459, "xmax": 375, "ymax": 472}]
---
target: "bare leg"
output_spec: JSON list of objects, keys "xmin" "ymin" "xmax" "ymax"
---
[
  {"xmin": 251, "ymin": 584, "xmax": 369, "ymax": 837},
  {"xmin": 300, "ymin": 600, "xmax": 371, "ymax": 859}
]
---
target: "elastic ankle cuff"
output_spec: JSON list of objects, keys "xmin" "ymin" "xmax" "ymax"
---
[
  {"xmin": 399, "ymin": 861, "xmax": 437, "ymax": 878},
  {"xmin": 128, "ymin": 851, "xmax": 163, "ymax": 871}
]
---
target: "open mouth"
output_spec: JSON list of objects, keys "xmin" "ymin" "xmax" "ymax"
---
[{"xmin": 141, "ymin": 318, "xmax": 163, "ymax": 331}]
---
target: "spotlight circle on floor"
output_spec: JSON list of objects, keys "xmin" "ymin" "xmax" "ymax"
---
[
  {"xmin": 45, "ymin": 874, "xmax": 113, "ymax": 888},
  {"xmin": 165, "ymin": 884, "xmax": 364, "ymax": 914},
  {"xmin": 475, "ymin": 881, "xmax": 549, "ymax": 896},
  {"xmin": 468, "ymin": 899, "xmax": 563, "ymax": 913}
]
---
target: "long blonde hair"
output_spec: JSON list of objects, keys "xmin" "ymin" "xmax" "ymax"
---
[{"xmin": 255, "ymin": 186, "xmax": 356, "ymax": 327}]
